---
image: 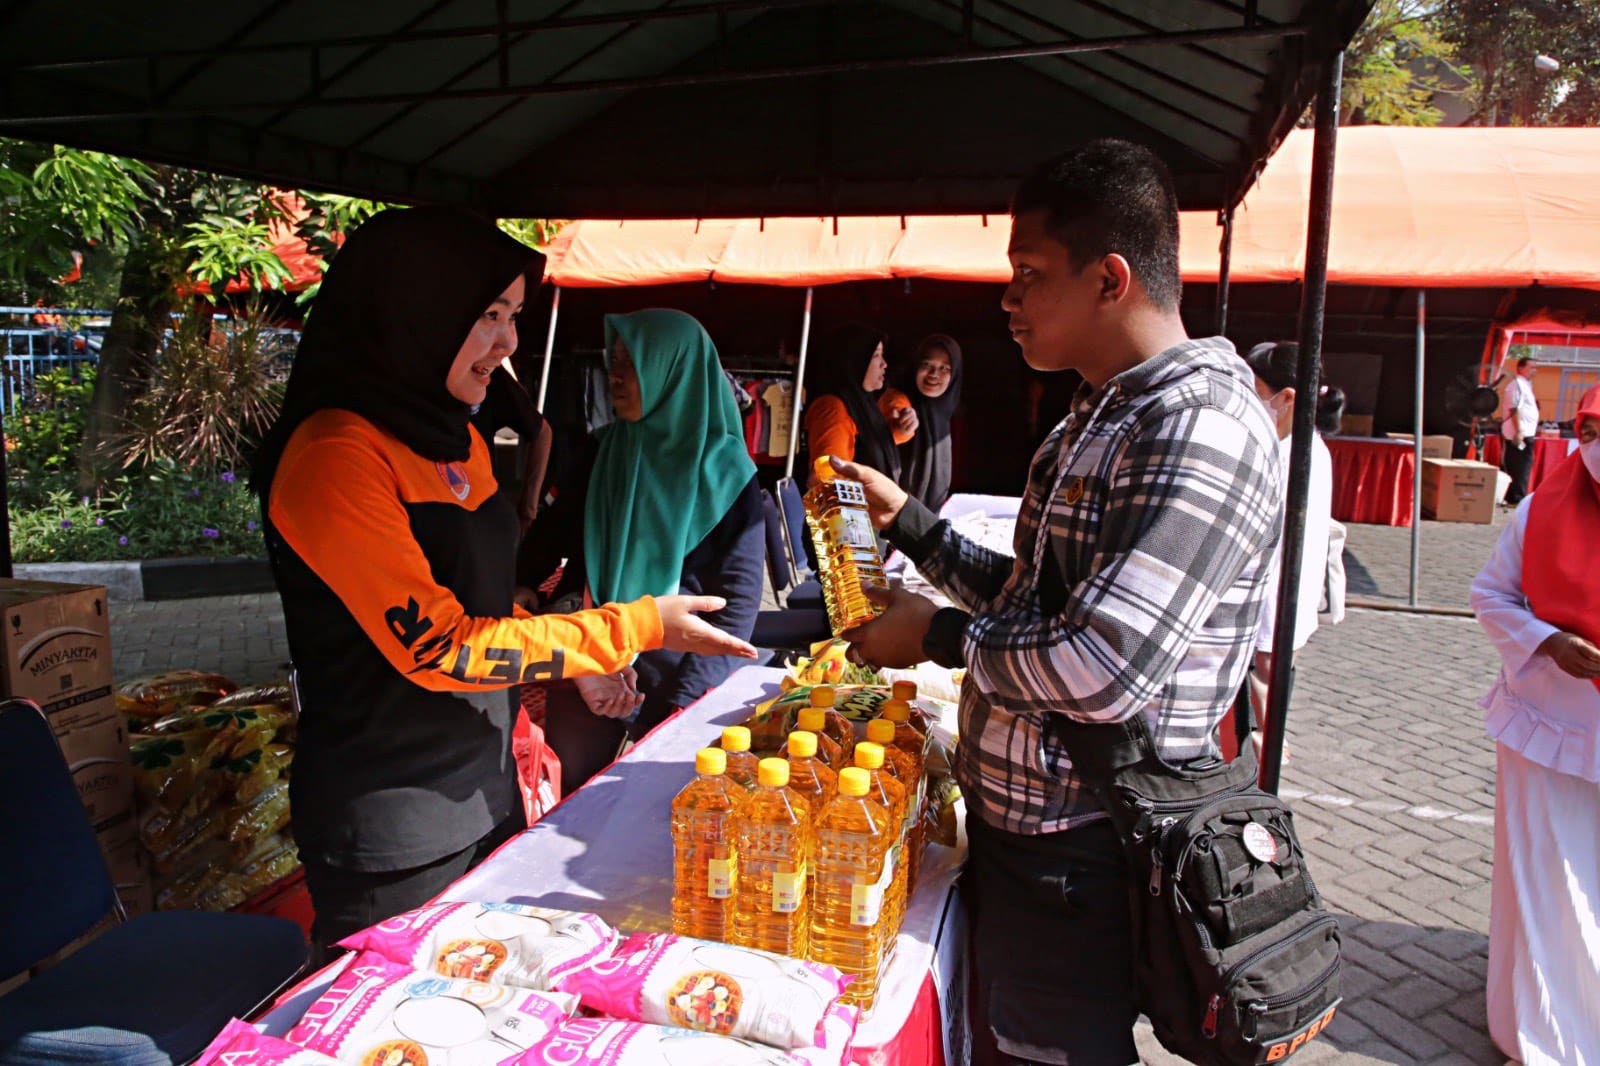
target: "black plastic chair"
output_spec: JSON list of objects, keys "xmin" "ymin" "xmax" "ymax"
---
[
  {"xmin": 0, "ymin": 699, "xmax": 307, "ymax": 1066},
  {"xmin": 773, "ymin": 477, "xmax": 824, "ymax": 610},
  {"xmin": 751, "ymin": 490, "xmax": 830, "ymax": 651}
]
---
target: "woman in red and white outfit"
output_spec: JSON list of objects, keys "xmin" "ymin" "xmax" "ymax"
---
[{"xmin": 1470, "ymin": 382, "xmax": 1600, "ymax": 1064}]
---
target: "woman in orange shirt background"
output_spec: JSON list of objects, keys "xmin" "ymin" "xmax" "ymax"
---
[{"xmin": 802, "ymin": 324, "xmax": 916, "ymax": 486}]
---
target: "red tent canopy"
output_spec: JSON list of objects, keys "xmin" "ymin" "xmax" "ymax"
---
[{"xmin": 541, "ymin": 127, "xmax": 1600, "ymax": 292}]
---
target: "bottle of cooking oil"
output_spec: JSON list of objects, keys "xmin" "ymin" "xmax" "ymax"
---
[
  {"xmin": 878, "ymin": 699, "xmax": 927, "ymax": 764},
  {"xmin": 852, "ymin": 741, "xmax": 909, "ymax": 938},
  {"xmin": 732, "ymin": 758, "xmax": 811, "ymax": 957},
  {"xmin": 805, "ymin": 686, "xmax": 856, "ymax": 763},
  {"xmin": 803, "ymin": 456, "xmax": 889, "ymax": 634},
  {"xmin": 809, "ymin": 767, "xmax": 893, "ymax": 1008},
  {"xmin": 890, "ymin": 678, "xmax": 932, "ymax": 734},
  {"xmin": 795, "ymin": 707, "xmax": 843, "ymax": 768},
  {"xmin": 866, "ymin": 716, "xmax": 926, "ymax": 892},
  {"xmin": 670, "ymin": 748, "xmax": 744, "ymax": 941},
  {"xmin": 785, "ymin": 730, "xmax": 838, "ymax": 820},
  {"xmin": 719, "ymin": 726, "xmax": 760, "ymax": 792}
]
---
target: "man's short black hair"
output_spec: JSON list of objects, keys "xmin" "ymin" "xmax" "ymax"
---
[
  {"xmin": 1516, "ymin": 356, "xmax": 1535, "ymax": 370},
  {"xmin": 1011, "ymin": 139, "xmax": 1182, "ymax": 310}
]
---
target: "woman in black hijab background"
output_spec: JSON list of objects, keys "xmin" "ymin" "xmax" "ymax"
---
[
  {"xmin": 896, "ymin": 333, "xmax": 964, "ymax": 512},
  {"xmin": 802, "ymin": 323, "xmax": 906, "ymax": 485}
]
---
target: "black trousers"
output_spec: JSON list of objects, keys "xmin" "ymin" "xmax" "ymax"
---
[
  {"xmin": 964, "ymin": 814, "xmax": 1139, "ymax": 1066},
  {"xmin": 301, "ymin": 807, "xmax": 527, "ymax": 964},
  {"xmin": 1502, "ymin": 437, "xmax": 1534, "ymax": 505}
]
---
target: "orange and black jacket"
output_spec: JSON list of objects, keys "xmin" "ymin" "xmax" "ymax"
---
[{"xmin": 266, "ymin": 409, "xmax": 661, "ymax": 870}]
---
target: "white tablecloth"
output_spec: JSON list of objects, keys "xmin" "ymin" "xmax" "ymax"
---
[{"xmin": 262, "ymin": 666, "xmax": 968, "ymax": 1056}]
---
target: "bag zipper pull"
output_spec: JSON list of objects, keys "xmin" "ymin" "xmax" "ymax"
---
[
  {"xmin": 1148, "ymin": 848, "xmax": 1164, "ymax": 895},
  {"xmin": 1202, "ymin": 994, "xmax": 1222, "ymax": 1039}
]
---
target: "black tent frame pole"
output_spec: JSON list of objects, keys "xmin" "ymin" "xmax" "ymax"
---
[
  {"xmin": 1216, "ymin": 204, "xmax": 1236, "ymax": 336},
  {"xmin": 0, "ymin": 422, "xmax": 10, "ymax": 579},
  {"xmin": 1260, "ymin": 50, "xmax": 1342, "ymax": 796}
]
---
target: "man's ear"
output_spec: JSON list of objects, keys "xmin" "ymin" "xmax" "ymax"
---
[{"xmin": 1100, "ymin": 254, "xmax": 1134, "ymax": 303}]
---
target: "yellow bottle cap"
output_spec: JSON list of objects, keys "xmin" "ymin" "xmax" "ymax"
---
[
  {"xmin": 797, "ymin": 708, "xmax": 827, "ymax": 732},
  {"xmin": 721, "ymin": 726, "xmax": 752, "ymax": 753},
  {"xmin": 813, "ymin": 455, "xmax": 835, "ymax": 482},
  {"xmin": 866, "ymin": 719, "xmax": 896, "ymax": 745},
  {"xmin": 838, "ymin": 767, "xmax": 871, "ymax": 797},
  {"xmin": 696, "ymin": 748, "xmax": 727, "ymax": 776},
  {"xmin": 853, "ymin": 741, "xmax": 885, "ymax": 769},
  {"xmin": 892, "ymin": 680, "xmax": 918, "ymax": 701},
  {"xmin": 882, "ymin": 699, "xmax": 911, "ymax": 723},
  {"xmin": 809, "ymin": 685, "xmax": 836, "ymax": 708},
  {"xmin": 758, "ymin": 757, "xmax": 791, "ymax": 788},
  {"xmin": 787, "ymin": 730, "xmax": 819, "ymax": 758}
]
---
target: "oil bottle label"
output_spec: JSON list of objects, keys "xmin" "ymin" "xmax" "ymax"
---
[
  {"xmin": 772, "ymin": 867, "xmax": 805, "ymax": 913},
  {"xmin": 851, "ymin": 853, "xmax": 895, "ymax": 926},
  {"xmin": 706, "ymin": 858, "xmax": 733, "ymax": 899},
  {"xmin": 837, "ymin": 509, "xmax": 876, "ymax": 550}
]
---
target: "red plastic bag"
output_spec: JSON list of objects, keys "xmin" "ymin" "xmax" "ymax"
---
[{"xmin": 513, "ymin": 701, "xmax": 561, "ymax": 825}]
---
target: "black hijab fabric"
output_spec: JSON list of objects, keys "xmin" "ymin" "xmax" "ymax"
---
[
  {"xmin": 897, "ymin": 333, "xmax": 964, "ymax": 511},
  {"xmin": 814, "ymin": 324, "xmax": 900, "ymax": 481},
  {"xmin": 252, "ymin": 207, "xmax": 544, "ymax": 495}
]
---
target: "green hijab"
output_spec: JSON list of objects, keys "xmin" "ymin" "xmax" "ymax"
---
[{"xmin": 584, "ymin": 309, "xmax": 757, "ymax": 604}]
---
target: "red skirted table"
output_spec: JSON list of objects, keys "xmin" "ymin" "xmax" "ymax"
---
[
  {"xmin": 1326, "ymin": 437, "xmax": 1415, "ymax": 527},
  {"xmin": 1478, "ymin": 436, "xmax": 1576, "ymax": 492}
]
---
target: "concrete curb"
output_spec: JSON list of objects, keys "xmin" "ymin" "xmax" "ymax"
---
[{"xmin": 15, "ymin": 556, "xmax": 273, "ymax": 601}]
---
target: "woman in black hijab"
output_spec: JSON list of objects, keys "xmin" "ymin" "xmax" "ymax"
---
[
  {"xmin": 896, "ymin": 333, "xmax": 964, "ymax": 512},
  {"xmin": 802, "ymin": 324, "xmax": 911, "ymax": 485},
  {"xmin": 252, "ymin": 207, "xmax": 754, "ymax": 952}
]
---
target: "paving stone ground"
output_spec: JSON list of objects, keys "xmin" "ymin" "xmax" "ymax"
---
[{"xmin": 109, "ymin": 515, "xmax": 1518, "ymax": 1065}]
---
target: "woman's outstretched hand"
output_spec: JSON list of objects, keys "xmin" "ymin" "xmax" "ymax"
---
[
  {"xmin": 574, "ymin": 667, "xmax": 644, "ymax": 719},
  {"xmin": 657, "ymin": 595, "xmax": 759, "ymax": 659}
]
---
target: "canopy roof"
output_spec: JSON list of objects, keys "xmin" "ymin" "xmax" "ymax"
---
[
  {"xmin": 541, "ymin": 127, "xmax": 1600, "ymax": 291},
  {"xmin": 0, "ymin": 1, "xmax": 1367, "ymax": 216}
]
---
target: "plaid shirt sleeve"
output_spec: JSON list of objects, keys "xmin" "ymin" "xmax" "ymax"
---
[{"xmin": 962, "ymin": 403, "xmax": 1280, "ymax": 723}]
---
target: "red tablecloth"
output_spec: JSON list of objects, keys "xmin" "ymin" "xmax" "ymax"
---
[
  {"xmin": 1326, "ymin": 437, "xmax": 1415, "ymax": 526},
  {"xmin": 1479, "ymin": 436, "xmax": 1575, "ymax": 492}
]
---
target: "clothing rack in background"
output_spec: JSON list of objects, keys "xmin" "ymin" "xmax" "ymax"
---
[{"xmin": 726, "ymin": 367, "xmax": 799, "ymax": 467}]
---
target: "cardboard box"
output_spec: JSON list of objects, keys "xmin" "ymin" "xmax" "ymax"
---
[
  {"xmin": 97, "ymin": 813, "xmax": 154, "ymax": 917},
  {"xmin": 1339, "ymin": 414, "xmax": 1375, "ymax": 438},
  {"xmin": 1386, "ymin": 433, "xmax": 1456, "ymax": 460},
  {"xmin": 1422, "ymin": 459, "xmax": 1498, "ymax": 524},
  {"xmin": 0, "ymin": 580, "xmax": 113, "ymax": 731},
  {"xmin": 53, "ymin": 701, "xmax": 134, "ymax": 831}
]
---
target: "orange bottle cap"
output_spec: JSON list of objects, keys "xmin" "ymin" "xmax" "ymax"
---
[
  {"xmin": 758, "ymin": 758, "xmax": 791, "ymax": 788},
  {"xmin": 882, "ymin": 699, "xmax": 911, "ymax": 723},
  {"xmin": 797, "ymin": 708, "xmax": 827, "ymax": 732},
  {"xmin": 838, "ymin": 767, "xmax": 871, "ymax": 797},
  {"xmin": 892, "ymin": 680, "xmax": 917, "ymax": 701},
  {"xmin": 809, "ymin": 685, "xmax": 836, "ymax": 707},
  {"xmin": 853, "ymin": 741, "xmax": 886, "ymax": 769},
  {"xmin": 866, "ymin": 719, "xmax": 896, "ymax": 744}
]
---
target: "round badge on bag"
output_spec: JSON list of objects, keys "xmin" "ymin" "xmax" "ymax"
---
[{"xmin": 1242, "ymin": 823, "xmax": 1279, "ymax": 864}]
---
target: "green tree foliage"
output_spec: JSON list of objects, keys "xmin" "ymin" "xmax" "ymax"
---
[
  {"xmin": 1342, "ymin": 0, "xmax": 1466, "ymax": 125},
  {"xmin": 1437, "ymin": 0, "xmax": 1600, "ymax": 125},
  {"xmin": 0, "ymin": 138, "xmax": 151, "ymax": 303}
]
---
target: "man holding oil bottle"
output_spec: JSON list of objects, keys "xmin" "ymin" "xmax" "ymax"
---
[{"xmin": 836, "ymin": 140, "xmax": 1283, "ymax": 1065}]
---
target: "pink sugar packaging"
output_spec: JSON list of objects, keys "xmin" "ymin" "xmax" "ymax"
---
[
  {"xmin": 339, "ymin": 902, "xmax": 615, "ymax": 992},
  {"xmin": 285, "ymin": 951, "xmax": 577, "ymax": 1066},
  {"xmin": 511, "ymin": 1016, "xmax": 857, "ymax": 1066},
  {"xmin": 194, "ymin": 1020, "xmax": 342, "ymax": 1066},
  {"xmin": 554, "ymin": 933, "xmax": 854, "ymax": 1051}
]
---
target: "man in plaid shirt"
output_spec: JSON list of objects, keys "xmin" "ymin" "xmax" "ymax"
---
[{"xmin": 839, "ymin": 140, "xmax": 1283, "ymax": 1064}]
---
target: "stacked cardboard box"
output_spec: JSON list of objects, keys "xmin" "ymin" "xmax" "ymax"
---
[
  {"xmin": 1422, "ymin": 459, "xmax": 1498, "ymax": 524},
  {"xmin": 1386, "ymin": 433, "xmax": 1457, "ymax": 460},
  {"xmin": 0, "ymin": 580, "xmax": 152, "ymax": 916}
]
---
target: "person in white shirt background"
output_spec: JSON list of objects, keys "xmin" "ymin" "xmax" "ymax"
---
[
  {"xmin": 1242, "ymin": 340, "xmax": 1344, "ymax": 765},
  {"xmin": 1500, "ymin": 357, "xmax": 1541, "ymax": 506},
  {"xmin": 1470, "ymin": 380, "xmax": 1600, "ymax": 1064}
]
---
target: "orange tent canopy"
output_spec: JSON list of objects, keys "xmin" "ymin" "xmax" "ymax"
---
[{"xmin": 542, "ymin": 127, "xmax": 1600, "ymax": 292}]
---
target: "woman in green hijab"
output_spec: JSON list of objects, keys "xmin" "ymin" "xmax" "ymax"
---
[{"xmin": 540, "ymin": 309, "xmax": 764, "ymax": 790}]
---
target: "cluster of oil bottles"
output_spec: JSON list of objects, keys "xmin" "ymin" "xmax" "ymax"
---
[{"xmin": 669, "ymin": 682, "xmax": 933, "ymax": 1010}]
